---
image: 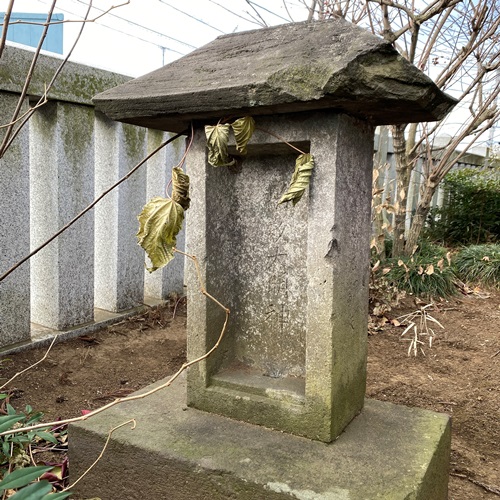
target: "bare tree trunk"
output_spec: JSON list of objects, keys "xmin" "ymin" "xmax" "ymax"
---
[
  {"xmin": 404, "ymin": 174, "xmax": 439, "ymax": 253},
  {"xmin": 391, "ymin": 124, "xmax": 412, "ymax": 256}
]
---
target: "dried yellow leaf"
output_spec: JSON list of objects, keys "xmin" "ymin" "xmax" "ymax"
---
[
  {"xmin": 137, "ymin": 197, "xmax": 185, "ymax": 273},
  {"xmin": 231, "ymin": 117, "xmax": 255, "ymax": 155},
  {"xmin": 205, "ymin": 124, "xmax": 235, "ymax": 167},
  {"xmin": 278, "ymin": 153, "xmax": 315, "ymax": 206}
]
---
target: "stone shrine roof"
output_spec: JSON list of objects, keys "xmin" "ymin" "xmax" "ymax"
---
[{"xmin": 93, "ymin": 18, "xmax": 457, "ymax": 132}]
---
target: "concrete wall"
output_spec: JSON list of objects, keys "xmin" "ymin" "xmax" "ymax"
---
[
  {"xmin": 373, "ymin": 129, "xmax": 487, "ymax": 235},
  {"xmin": 0, "ymin": 45, "xmax": 185, "ymax": 351}
]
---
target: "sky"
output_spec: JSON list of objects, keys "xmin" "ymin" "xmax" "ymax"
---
[
  {"xmin": 0, "ymin": 0, "xmax": 311, "ymax": 76},
  {"xmin": 0, "ymin": 0, "xmax": 497, "ymax": 153}
]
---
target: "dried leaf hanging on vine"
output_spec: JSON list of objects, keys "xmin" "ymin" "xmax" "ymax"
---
[
  {"xmin": 231, "ymin": 116, "xmax": 255, "ymax": 155},
  {"xmin": 279, "ymin": 153, "xmax": 315, "ymax": 206},
  {"xmin": 137, "ymin": 197, "xmax": 185, "ymax": 272},
  {"xmin": 137, "ymin": 168, "xmax": 190, "ymax": 272},
  {"xmin": 205, "ymin": 117, "xmax": 255, "ymax": 167},
  {"xmin": 205, "ymin": 124, "xmax": 235, "ymax": 167},
  {"xmin": 171, "ymin": 167, "xmax": 190, "ymax": 210}
]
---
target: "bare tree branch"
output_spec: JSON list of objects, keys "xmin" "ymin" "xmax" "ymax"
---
[
  {"xmin": 209, "ymin": 0, "xmax": 263, "ymax": 27},
  {"xmin": 0, "ymin": 0, "xmax": 15, "ymax": 59},
  {"xmin": 245, "ymin": 1, "xmax": 269, "ymax": 27},
  {"xmin": 0, "ymin": 131, "xmax": 187, "ymax": 283},
  {"xmin": 307, "ymin": 0, "xmax": 318, "ymax": 21},
  {"xmin": 282, "ymin": 0, "xmax": 295, "ymax": 22},
  {"xmin": 0, "ymin": 0, "xmax": 57, "ymax": 156},
  {"xmin": 0, "ymin": 1, "xmax": 133, "ymax": 158}
]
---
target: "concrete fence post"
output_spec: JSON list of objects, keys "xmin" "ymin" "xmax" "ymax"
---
[
  {"xmin": 144, "ymin": 130, "xmax": 186, "ymax": 300},
  {"xmin": 0, "ymin": 94, "xmax": 31, "ymax": 347},
  {"xmin": 30, "ymin": 102, "xmax": 95, "ymax": 330},
  {"xmin": 94, "ymin": 113, "xmax": 147, "ymax": 312}
]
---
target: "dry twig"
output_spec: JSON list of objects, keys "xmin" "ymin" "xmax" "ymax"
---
[
  {"xmin": 0, "ymin": 1, "xmax": 130, "ymax": 158},
  {"xmin": 451, "ymin": 472, "xmax": 500, "ymax": 496},
  {"xmin": 0, "ymin": 251, "xmax": 230, "ymax": 437},
  {"xmin": 397, "ymin": 303, "xmax": 444, "ymax": 356},
  {"xmin": 0, "ymin": 336, "xmax": 58, "ymax": 391},
  {"xmin": 63, "ymin": 419, "xmax": 136, "ymax": 491}
]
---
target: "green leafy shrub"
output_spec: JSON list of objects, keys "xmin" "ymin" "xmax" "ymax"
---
[
  {"xmin": 0, "ymin": 396, "xmax": 70, "ymax": 499},
  {"xmin": 426, "ymin": 167, "xmax": 500, "ymax": 245},
  {"xmin": 372, "ymin": 241, "xmax": 456, "ymax": 298},
  {"xmin": 453, "ymin": 244, "xmax": 500, "ymax": 288}
]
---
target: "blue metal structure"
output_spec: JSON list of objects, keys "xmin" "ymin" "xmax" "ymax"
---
[{"xmin": 0, "ymin": 12, "xmax": 64, "ymax": 54}]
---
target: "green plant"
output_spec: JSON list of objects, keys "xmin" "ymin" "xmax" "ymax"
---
[
  {"xmin": 0, "ymin": 397, "xmax": 70, "ymax": 499},
  {"xmin": 453, "ymin": 244, "xmax": 500, "ymax": 288},
  {"xmin": 372, "ymin": 241, "xmax": 456, "ymax": 298},
  {"xmin": 426, "ymin": 167, "xmax": 500, "ymax": 245}
]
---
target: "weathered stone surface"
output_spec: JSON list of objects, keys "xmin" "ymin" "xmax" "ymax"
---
[
  {"xmin": 70, "ymin": 376, "xmax": 451, "ymax": 500},
  {"xmin": 0, "ymin": 45, "xmax": 130, "ymax": 105},
  {"xmin": 0, "ymin": 94, "xmax": 30, "ymax": 347},
  {"xmin": 94, "ymin": 113, "xmax": 147, "ymax": 312},
  {"xmin": 30, "ymin": 102, "xmax": 95, "ymax": 330},
  {"xmin": 185, "ymin": 111, "xmax": 373, "ymax": 442},
  {"xmin": 93, "ymin": 18, "xmax": 456, "ymax": 132}
]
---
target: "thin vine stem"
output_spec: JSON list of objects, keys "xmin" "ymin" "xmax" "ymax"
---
[
  {"xmin": 255, "ymin": 127, "xmax": 307, "ymax": 155},
  {"xmin": 63, "ymin": 419, "xmax": 136, "ymax": 491},
  {"xmin": 0, "ymin": 336, "xmax": 58, "ymax": 391},
  {"xmin": 166, "ymin": 123, "xmax": 194, "ymax": 198},
  {"xmin": 173, "ymin": 248, "xmax": 230, "ymax": 313},
  {"xmin": 0, "ymin": 251, "xmax": 230, "ymax": 437},
  {"xmin": 0, "ymin": 131, "xmax": 187, "ymax": 283}
]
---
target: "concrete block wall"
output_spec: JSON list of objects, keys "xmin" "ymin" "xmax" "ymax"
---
[{"xmin": 0, "ymin": 46, "xmax": 186, "ymax": 351}]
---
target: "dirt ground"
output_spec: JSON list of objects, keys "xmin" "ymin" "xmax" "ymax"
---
[{"xmin": 0, "ymin": 291, "xmax": 498, "ymax": 499}]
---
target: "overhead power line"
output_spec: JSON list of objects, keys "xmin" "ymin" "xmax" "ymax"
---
[
  {"xmin": 73, "ymin": 0, "xmax": 197, "ymax": 49},
  {"xmin": 246, "ymin": 1, "xmax": 290, "ymax": 23},
  {"xmin": 158, "ymin": 0, "xmax": 225, "ymax": 34},
  {"xmin": 33, "ymin": 0, "xmax": 187, "ymax": 56}
]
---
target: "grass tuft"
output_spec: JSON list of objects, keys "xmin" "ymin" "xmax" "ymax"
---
[
  {"xmin": 453, "ymin": 244, "xmax": 500, "ymax": 288},
  {"xmin": 372, "ymin": 241, "xmax": 456, "ymax": 298}
]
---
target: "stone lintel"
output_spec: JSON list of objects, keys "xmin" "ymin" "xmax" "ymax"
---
[
  {"xmin": 69, "ymin": 376, "xmax": 451, "ymax": 500},
  {"xmin": 93, "ymin": 19, "xmax": 457, "ymax": 132}
]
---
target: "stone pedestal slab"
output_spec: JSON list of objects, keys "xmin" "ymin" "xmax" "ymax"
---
[{"xmin": 70, "ymin": 376, "xmax": 451, "ymax": 500}]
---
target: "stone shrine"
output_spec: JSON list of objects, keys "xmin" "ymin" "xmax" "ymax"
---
[{"xmin": 71, "ymin": 18, "xmax": 455, "ymax": 499}]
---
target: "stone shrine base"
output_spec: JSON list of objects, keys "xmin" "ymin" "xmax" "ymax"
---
[{"xmin": 70, "ymin": 376, "xmax": 450, "ymax": 500}]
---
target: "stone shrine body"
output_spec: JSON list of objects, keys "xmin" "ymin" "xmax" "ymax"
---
[{"xmin": 71, "ymin": 18, "xmax": 456, "ymax": 499}]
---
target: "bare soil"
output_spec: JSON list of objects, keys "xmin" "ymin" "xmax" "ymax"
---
[{"xmin": 0, "ymin": 292, "xmax": 499, "ymax": 499}]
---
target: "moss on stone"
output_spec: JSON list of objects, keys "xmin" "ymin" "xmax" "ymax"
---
[
  {"xmin": 123, "ymin": 123, "xmax": 146, "ymax": 159},
  {"xmin": 267, "ymin": 64, "xmax": 334, "ymax": 101},
  {"xmin": 0, "ymin": 45, "xmax": 130, "ymax": 105}
]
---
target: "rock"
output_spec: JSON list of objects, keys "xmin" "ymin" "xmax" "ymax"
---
[{"xmin": 93, "ymin": 18, "xmax": 456, "ymax": 132}]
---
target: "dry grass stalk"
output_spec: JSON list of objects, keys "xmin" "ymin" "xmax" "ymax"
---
[{"xmin": 397, "ymin": 303, "xmax": 444, "ymax": 356}]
